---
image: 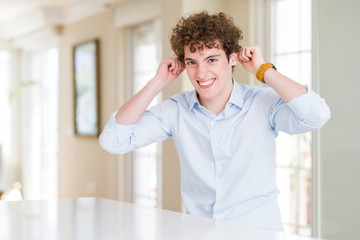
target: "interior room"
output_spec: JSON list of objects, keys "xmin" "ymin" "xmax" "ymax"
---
[{"xmin": 0, "ymin": 0, "xmax": 359, "ymax": 239}]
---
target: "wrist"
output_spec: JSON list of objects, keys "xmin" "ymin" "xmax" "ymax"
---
[
  {"xmin": 148, "ymin": 77, "xmax": 167, "ymax": 93},
  {"xmin": 253, "ymin": 63, "xmax": 263, "ymax": 75},
  {"xmin": 256, "ymin": 62, "xmax": 277, "ymax": 83}
]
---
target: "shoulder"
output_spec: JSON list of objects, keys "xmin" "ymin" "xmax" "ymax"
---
[
  {"xmin": 169, "ymin": 90, "xmax": 193, "ymax": 102},
  {"xmin": 235, "ymin": 83, "xmax": 283, "ymax": 115},
  {"xmin": 148, "ymin": 91, "xmax": 193, "ymax": 116},
  {"xmin": 169, "ymin": 90, "xmax": 195, "ymax": 110},
  {"xmin": 238, "ymin": 83, "xmax": 279, "ymax": 102}
]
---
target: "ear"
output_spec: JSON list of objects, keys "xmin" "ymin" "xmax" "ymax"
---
[{"xmin": 229, "ymin": 52, "xmax": 238, "ymax": 66}]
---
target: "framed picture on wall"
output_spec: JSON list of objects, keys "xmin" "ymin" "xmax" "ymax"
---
[{"xmin": 73, "ymin": 39, "xmax": 100, "ymax": 136}]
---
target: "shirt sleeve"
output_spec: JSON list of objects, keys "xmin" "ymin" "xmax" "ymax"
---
[
  {"xmin": 268, "ymin": 86, "xmax": 331, "ymax": 135},
  {"xmin": 99, "ymin": 100, "xmax": 174, "ymax": 154}
]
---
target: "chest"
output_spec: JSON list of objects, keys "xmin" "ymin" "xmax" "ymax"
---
[{"xmin": 179, "ymin": 104, "xmax": 270, "ymax": 137}]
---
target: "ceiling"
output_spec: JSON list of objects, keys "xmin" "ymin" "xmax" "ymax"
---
[{"xmin": 0, "ymin": 0, "xmax": 124, "ymax": 40}]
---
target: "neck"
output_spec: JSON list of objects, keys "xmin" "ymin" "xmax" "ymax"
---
[{"xmin": 199, "ymin": 82, "xmax": 233, "ymax": 115}]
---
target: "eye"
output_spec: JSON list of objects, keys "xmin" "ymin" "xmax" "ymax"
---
[
  {"xmin": 208, "ymin": 58, "xmax": 217, "ymax": 63},
  {"xmin": 186, "ymin": 61, "xmax": 196, "ymax": 66}
]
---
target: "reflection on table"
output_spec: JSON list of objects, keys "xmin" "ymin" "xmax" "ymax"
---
[{"xmin": 0, "ymin": 197, "xmax": 322, "ymax": 240}]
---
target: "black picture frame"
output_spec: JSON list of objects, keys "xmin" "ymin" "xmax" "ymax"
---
[{"xmin": 73, "ymin": 39, "xmax": 100, "ymax": 136}]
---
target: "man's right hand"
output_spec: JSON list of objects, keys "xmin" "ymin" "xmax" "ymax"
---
[
  {"xmin": 153, "ymin": 57, "xmax": 185, "ymax": 89},
  {"xmin": 115, "ymin": 57, "xmax": 184, "ymax": 125}
]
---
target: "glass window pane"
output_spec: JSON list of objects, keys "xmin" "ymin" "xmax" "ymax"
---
[
  {"xmin": 133, "ymin": 145, "xmax": 159, "ymax": 207},
  {"xmin": 275, "ymin": 53, "xmax": 300, "ymax": 83},
  {"xmin": 276, "ymin": 167, "xmax": 298, "ymax": 224},
  {"xmin": 299, "ymin": 51, "xmax": 312, "ymax": 86},
  {"xmin": 276, "ymin": 132, "xmax": 300, "ymax": 167},
  {"xmin": 275, "ymin": 0, "xmax": 300, "ymax": 54},
  {"xmin": 273, "ymin": 0, "xmax": 313, "ymax": 236},
  {"xmin": 134, "ymin": 44, "xmax": 157, "ymax": 73},
  {"xmin": 19, "ymin": 48, "xmax": 58, "ymax": 199},
  {"xmin": 0, "ymin": 51, "xmax": 11, "ymax": 146},
  {"xmin": 299, "ymin": 132, "xmax": 312, "ymax": 169},
  {"xmin": 0, "ymin": 51, "xmax": 12, "ymax": 186},
  {"xmin": 275, "ymin": 51, "xmax": 311, "ymax": 87},
  {"xmin": 283, "ymin": 224, "xmax": 297, "ymax": 235},
  {"xmin": 132, "ymin": 20, "xmax": 162, "ymax": 208},
  {"xmin": 300, "ymin": 0, "xmax": 312, "ymax": 51},
  {"xmin": 299, "ymin": 169, "xmax": 312, "ymax": 227},
  {"xmin": 299, "ymin": 226, "xmax": 312, "ymax": 237}
]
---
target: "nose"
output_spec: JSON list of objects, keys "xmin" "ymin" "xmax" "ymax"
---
[{"xmin": 195, "ymin": 63, "xmax": 208, "ymax": 80}]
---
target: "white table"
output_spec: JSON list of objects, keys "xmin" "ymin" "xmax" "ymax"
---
[{"xmin": 0, "ymin": 198, "xmax": 322, "ymax": 240}]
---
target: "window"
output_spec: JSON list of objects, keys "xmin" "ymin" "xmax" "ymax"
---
[
  {"xmin": 271, "ymin": 0, "xmax": 313, "ymax": 236},
  {"xmin": 0, "ymin": 50, "xmax": 12, "ymax": 188},
  {"xmin": 0, "ymin": 45, "xmax": 59, "ymax": 200},
  {"xmin": 130, "ymin": 20, "xmax": 162, "ymax": 208},
  {"xmin": 20, "ymin": 48, "xmax": 59, "ymax": 199}
]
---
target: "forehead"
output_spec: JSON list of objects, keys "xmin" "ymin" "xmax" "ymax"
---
[{"xmin": 184, "ymin": 45, "xmax": 226, "ymax": 59}]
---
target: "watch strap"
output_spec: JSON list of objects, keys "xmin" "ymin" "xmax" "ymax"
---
[{"xmin": 256, "ymin": 62, "xmax": 276, "ymax": 83}]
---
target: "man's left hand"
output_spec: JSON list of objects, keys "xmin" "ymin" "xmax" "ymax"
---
[{"xmin": 238, "ymin": 46, "xmax": 265, "ymax": 75}]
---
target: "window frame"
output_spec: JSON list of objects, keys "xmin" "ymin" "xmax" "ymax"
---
[
  {"xmin": 253, "ymin": 0, "xmax": 321, "ymax": 237},
  {"xmin": 126, "ymin": 19, "xmax": 163, "ymax": 209}
]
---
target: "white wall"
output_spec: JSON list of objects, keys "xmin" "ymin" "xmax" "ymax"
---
[
  {"xmin": 316, "ymin": 0, "xmax": 360, "ymax": 239},
  {"xmin": 58, "ymin": 10, "xmax": 121, "ymax": 199}
]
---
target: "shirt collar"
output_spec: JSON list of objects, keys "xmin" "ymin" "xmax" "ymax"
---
[
  {"xmin": 227, "ymin": 79, "xmax": 244, "ymax": 109},
  {"xmin": 187, "ymin": 90, "xmax": 200, "ymax": 111},
  {"xmin": 186, "ymin": 79, "xmax": 244, "ymax": 111}
]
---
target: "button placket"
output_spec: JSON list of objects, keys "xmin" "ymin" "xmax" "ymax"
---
[{"xmin": 209, "ymin": 118, "xmax": 224, "ymax": 208}]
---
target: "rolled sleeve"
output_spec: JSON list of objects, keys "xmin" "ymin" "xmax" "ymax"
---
[
  {"xmin": 99, "ymin": 111, "xmax": 137, "ymax": 154},
  {"xmin": 270, "ymin": 86, "xmax": 331, "ymax": 135},
  {"xmin": 99, "ymin": 100, "xmax": 174, "ymax": 154},
  {"xmin": 286, "ymin": 87, "xmax": 331, "ymax": 129}
]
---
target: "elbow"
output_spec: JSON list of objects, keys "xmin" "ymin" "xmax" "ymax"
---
[
  {"xmin": 99, "ymin": 136, "xmax": 113, "ymax": 154},
  {"xmin": 304, "ymin": 103, "xmax": 331, "ymax": 129},
  {"xmin": 99, "ymin": 133, "xmax": 117, "ymax": 154},
  {"xmin": 99, "ymin": 131, "xmax": 129, "ymax": 155},
  {"xmin": 318, "ymin": 104, "xmax": 331, "ymax": 128}
]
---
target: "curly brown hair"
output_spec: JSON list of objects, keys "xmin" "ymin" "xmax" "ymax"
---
[{"xmin": 170, "ymin": 11, "xmax": 243, "ymax": 61}]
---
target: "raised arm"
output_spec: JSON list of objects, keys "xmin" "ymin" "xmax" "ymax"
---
[
  {"xmin": 116, "ymin": 57, "xmax": 184, "ymax": 125},
  {"xmin": 238, "ymin": 46, "xmax": 330, "ymax": 133},
  {"xmin": 238, "ymin": 46, "xmax": 307, "ymax": 102},
  {"xmin": 99, "ymin": 57, "xmax": 184, "ymax": 154}
]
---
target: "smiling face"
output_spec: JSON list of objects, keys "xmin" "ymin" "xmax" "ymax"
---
[{"xmin": 184, "ymin": 44, "xmax": 238, "ymax": 110}]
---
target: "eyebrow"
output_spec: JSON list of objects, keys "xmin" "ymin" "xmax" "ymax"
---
[{"xmin": 184, "ymin": 54, "xmax": 222, "ymax": 61}]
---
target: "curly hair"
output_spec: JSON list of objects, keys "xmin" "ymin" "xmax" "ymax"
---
[{"xmin": 170, "ymin": 11, "xmax": 243, "ymax": 61}]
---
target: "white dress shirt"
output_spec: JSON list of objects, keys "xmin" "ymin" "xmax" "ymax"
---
[{"xmin": 99, "ymin": 80, "xmax": 330, "ymax": 231}]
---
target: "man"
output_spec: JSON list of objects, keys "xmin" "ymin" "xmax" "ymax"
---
[{"xmin": 99, "ymin": 11, "xmax": 330, "ymax": 231}]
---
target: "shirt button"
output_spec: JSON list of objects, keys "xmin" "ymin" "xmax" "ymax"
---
[{"xmin": 214, "ymin": 141, "xmax": 218, "ymax": 148}]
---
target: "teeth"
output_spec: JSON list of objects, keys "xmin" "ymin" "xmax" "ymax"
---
[{"xmin": 199, "ymin": 78, "xmax": 215, "ymax": 86}]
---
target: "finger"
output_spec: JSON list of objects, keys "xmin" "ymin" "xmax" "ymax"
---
[
  {"xmin": 170, "ymin": 59, "xmax": 178, "ymax": 75},
  {"xmin": 239, "ymin": 47, "xmax": 250, "ymax": 62},
  {"xmin": 167, "ymin": 59, "xmax": 176, "ymax": 73},
  {"xmin": 174, "ymin": 58, "xmax": 184, "ymax": 74},
  {"xmin": 174, "ymin": 59, "xmax": 180, "ymax": 74},
  {"xmin": 243, "ymin": 48, "xmax": 251, "ymax": 62},
  {"xmin": 245, "ymin": 47, "xmax": 253, "ymax": 60},
  {"xmin": 238, "ymin": 48, "xmax": 244, "ymax": 61}
]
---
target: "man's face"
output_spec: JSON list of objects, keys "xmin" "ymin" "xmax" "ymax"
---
[{"xmin": 184, "ymin": 44, "xmax": 238, "ymax": 105}]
